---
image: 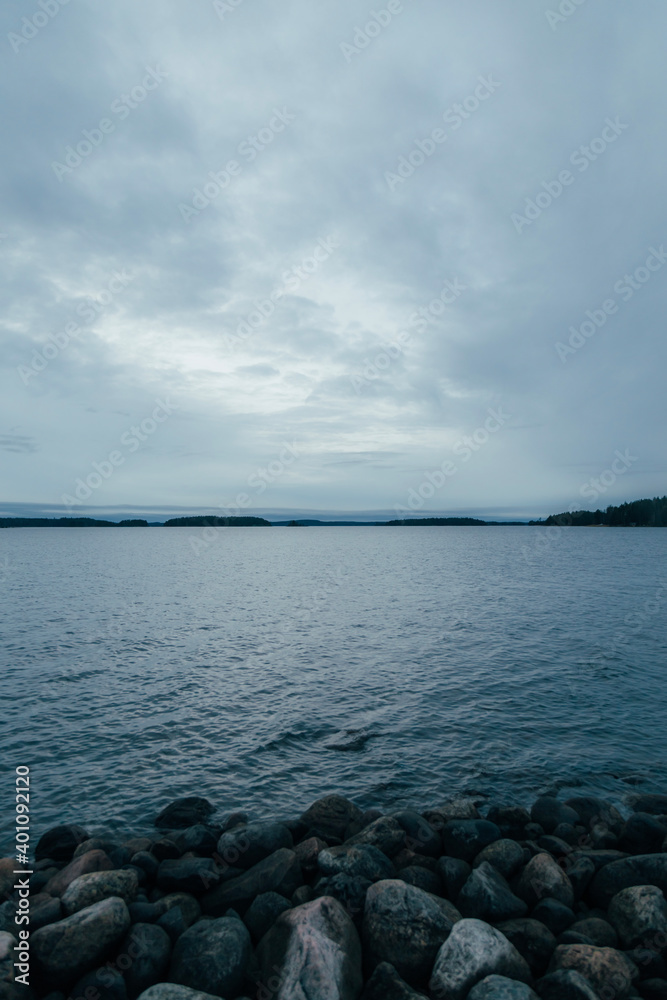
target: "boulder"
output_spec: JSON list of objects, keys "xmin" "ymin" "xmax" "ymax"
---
[
  {"xmin": 429, "ymin": 918, "xmax": 532, "ymax": 1000},
  {"xmin": 300, "ymin": 795, "xmax": 364, "ymax": 842},
  {"xmin": 70, "ymin": 965, "xmax": 127, "ymax": 1000},
  {"xmin": 438, "ymin": 858, "xmax": 472, "ymax": 900},
  {"xmin": 318, "ymin": 845, "xmax": 393, "ymax": 883},
  {"xmin": 474, "ymin": 841, "xmax": 526, "ymax": 880},
  {"xmin": 150, "ymin": 839, "xmax": 180, "ymax": 862},
  {"xmin": 516, "ymin": 853, "xmax": 574, "ymax": 908},
  {"xmin": 173, "ymin": 826, "xmax": 218, "ymax": 857},
  {"xmin": 392, "ymin": 810, "xmax": 441, "ymax": 858},
  {"xmin": 136, "ymin": 987, "xmax": 219, "ymax": 1000},
  {"xmin": 632, "ymin": 796, "xmax": 667, "ymax": 817},
  {"xmin": 428, "ymin": 798, "xmax": 481, "ymax": 824},
  {"xmin": 563, "ymin": 856, "xmax": 596, "ymax": 901},
  {"xmin": 589, "ymin": 855, "xmax": 667, "ymax": 908},
  {"xmin": 200, "ymin": 848, "xmax": 302, "ymax": 916},
  {"xmin": 442, "ymin": 821, "xmax": 501, "ymax": 863},
  {"xmin": 130, "ymin": 852, "xmax": 159, "ymax": 882},
  {"xmin": 496, "ymin": 918, "xmax": 557, "ymax": 976},
  {"xmin": 485, "ymin": 806, "xmax": 531, "ymax": 840},
  {"xmin": 398, "ymin": 866, "xmax": 442, "ymax": 896},
  {"xmin": 345, "ymin": 816, "xmax": 406, "ymax": 858},
  {"xmin": 32, "ymin": 896, "xmax": 131, "ymax": 985},
  {"xmin": 169, "ymin": 916, "xmax": 250, "ymax": 997},
  {"xmin": 0, "ymin": 860, "xmax": 24, "ymax": 901},
  {"xmin": 313, "ymin": 874, "xmax": 372, "ymax": 921},
  {"xmin": 243, "ymin": 892, "xmax": 292, "ymax": 942},
  {"xmin": 530, "ymin": 898, "xmax": 574, "ymax": 937},
  {"xmin": 35, "ymin": 825, "xmax": 90, "ymax": 863},
  {"xmin": 360, "ymin": 960, "xmax": 427, "ymax": 999},
  {"xmin": 153, "ymin": 893, "xmax": 201, "ymax": 927},
  {"xmin": 568, "ymin": 917, "xmax": 618, "ymax": 948},
  {"xmin": 548, "ymin": 944, "xmax": 638, "ymax": 999},
  {"xmin": 565, "ymin": 796, "xmax": 625, "ymax": 834},
  {"xmin": 467, "ymin": 975, "xmax": 539, "ymax": 998},
  {"xmin": 154, "ymin": 797, "xmax": 214, "ymax": 830},
  {"xmin": 156, "ymin": 859, "xmax": 220, "ymax": 896},
  {"xmin": 638, "ymin": 981, "xmax": 667, "ymax": 1000},
  {"xmin": 72, "ymin": 838, "xmax": 121, "ymax": 860},
  {"xmin": 608, "ymin": 885, "xmax": 667, "ymax": 949},
  {"xmin": 363, "ymin": 879, "xmax": 459, "ymax": 985},
  {"xmin": 530, "ymin": 799, "xmax": 579, "ymax": 835},
  {"xmin": 61, "ymin": 870, "xmax": 139, "ymax": 915},
  {"xmin": 256, "ymin": 896, "xmax": 362, "ymax": 1000},
  {"xmin": 45, "ymin": 850, "xmax": 114, "ymax": 897},
  {"xmin": 216, "ymin": 821, "xmax": 293, "ymax": 870},
  {"xmin": 457, "ymin": 863, "xmax": 528, "ymax": 923},
  {"xmin": 619, "ymin": 814, "xmax": 667, "ymax": 855},
  {"xmin": 121, "ymin": 922, "xmax": 171, "ymax": 999},
  {"xmin": 535, "ymin": 968, "xmax": 599, "ymax": 999},
  {"xmin": 568, "ymin": 849, "xmax": 629, "ymax": 872},
  {"xmin": 295, "ymin": 837, "xmax": 328, "ymax": 874},
  {"xmin": 0, "ymin": 932, "xmax": 16, "ymax": 984},
  {"xmin": 31, "ymin": 895, "xmax": 62, "ymax": 931}
]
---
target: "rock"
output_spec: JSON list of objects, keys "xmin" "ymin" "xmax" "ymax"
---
[
  {"xmin": 392, "ymin": 810, "xmax": 441, "ymax": 857},
  {"xmin": 32, "ymin": 896, "xmax": 131, "ymax": 985},
  {"xmin": 222, "ymin": 810, "xmax": 249, "ymax": 832},
  {"xmin": 608, "ymin": 885, "xmax": 667, "ymax": 949},
  {"xmin": 535, "ymin": 968, "xmax": 599, "ymax": 999},
  {"xmin": 201, "ymin": 848, "xmax": 302, "ymax": 916},
  {"xmin": 394, "ymin": 850, "xmax": 438, "ymax": 872},
  {"xmin": 467, "ymin": 975, "xmax": 539, "ymax": 999},
  {"xmin": 156, "ymin": 859, "xmax": 220, "ymax": 896},
  {"xmin": 442, "ymin": 820, "xmax": 501, "ymax": 863},
  {"xmin": 345, "ymin": 816, "xmax": 406, "ymax": 858},
  {"xmin": 255, "ymin": 896, "xmax": 362, "ymax": 1000},
  {"xmin": 530, "ymin": 898, "xmax": 575, "ymax": 937},
  {"xmin": 474, "ymin": 841, "xmax": 527, "ymax": 880},
  {"xmin": 150, "ymin": 839, "xmax": 181, "ymax": 862},
  {"xmin": 119, "ymin": 922, "xmax": 171, "ymax": 999},
  {"xmin": 557, "ymin": 931, "xmax": 594, "ymax": 947},
  {"xmin": 638, "ymin": 981, "xmax": 667, "ymax": 1000},
  {"xmin": 624, "ymin": 948, "xmax": 666, "ymax": 981},
  {"xmin": 589, "ymin": 855, "xmax": 667, "ymax": 908},
  {"xmin": 438, "ymin": 858, "xmax": 472, "ymax": 900},
  {"xmin": 72, "ymin": 838, "xmax": 120, "ymax": 860},
  {"xmin": 216, "ymin": 821, "xmax": 293, "ymax": 871},
  {"xmin": 173, "ymin": 826, "xmax": 217, "ymax": 857},
  {"xmin": 300, "ymin": 795, "xmax": 364, "ymax": 843},
  {"xmin": 537, "ymin": 836, "xmax": 572, "ymax": 858},
  {"xmin": 620, "ymin": 815, "xmax": 667, "ymax": 855},
  {"xmin": 156, "ymin": 907, "xmax": 187, "ymax": 944},
  {"xmin": 548, "ymin": 944, "xmax": 638, "ymax": 999},
  {"xmin": 313, "ymin": 874, "xmax": 372, "ymax": 921},
  {"xmin": 61, "ymin": 870, "xmax": 139, "ymax": 915},
  {"xmin": 517, "ymin": 853, "xmax": 574, "ymax": 908},
  {"xmin": 429, "ymin": 918, "xmax": 532, "ymax": 1000},
  {"xmin": 0, "ymin": 860, "xmax": 25, "ymax": 901},
  {"xmin": 31, "ymin": 895, "xmax": 62, "ymax": 931},
  {"xmin": 496, "ymin": 918, "xmax": 557, "ymax": 976},
  {"xmin": 363, "ymin": 879, "xmax": 459, "ymax": 985},
  {"xmin": 152, "ymin": 893, "xmax": 201, "ymax": 927},
  {"xmin": 530, "ymin": 799, "xmax": 579, "ymax": 835},
  {"xmin": 35, "ymin": 825, "xmax": 90, "ymax": 863},
  {"xmin": 0, "ymin": 932, "xmax": 16, "ymax": 984},
  {"xmin": 398, "ymin": 866, "xmax": 442, "ymax": 895},
  {"xmin": 360, "ymin": 960, "xmax": 427, "ymax": 999},
  {"xmin": 169, "ymin": 916, "xmax": 250, "ymax": 997},
  {"xmin": 429, "ymin": 798, "xmax": 481, "ymax": 824},
  {"xmin": 45, "ymin": 850, "xmax": 114, "ymax": 897},
  {"xmin": 128, "ymin": 902, "xmax": 160, "ymax": 923},
  {"xmin": 155, "ymin": 797, "xmax": 214, "ymax": 830},
  {"xmin": 632, "ymin": 797, "xmax": 667, "ymax": 817},
  {"xmin": 70, "ymin": 966, "xmax": 127, "ymax": 1000},
  {"xmin": 457, "ymin": 863, "xmax": 528, "ymax": 922},
  {"xmin": 565, "ymin": 796, "xmax": 625, "ymax": 835},
  {"xmin": 292, "ymin": 885, "xmax": 314, "ymax": 907},
  {"xmin": 568, "ymin": 849, "xmax": 629, "ymax": 872},
  {"xmin": 124, "ymin": 838, "xmax": 153, "ymax": 855},
  {"xmin": 318, "ymin": 845, "xmax": 394, "ymax": 883},
  {"xmin": 568, "ymin": 917, "xmax": 618, "ymax": 948},
  {"xmin": 130, "ymin": 853, "xmax": 159, "ymax": 882},
  {"xmin": 295, "ymin": 837, "xmax": 328, "ymax": 873},
  {"xmin": 486, "ymin": 806, "xmax": 531, "ymax": 840},
  {"xmin": 243, "ymin": 892, "xmax": 292, "ymax": 942},
  {"xmin": 564, "ymin": 856, "xmax": 596, "ymax": 901},
  {"xmin": 136, "ymin": 987, "xmax": 219, "ymax": 1000},
  {"xmin": 552, "ymin": 823, "xmax": 579, "ymax": 845}
]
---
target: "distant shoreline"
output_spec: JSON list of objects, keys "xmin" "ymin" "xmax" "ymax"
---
[{"xmin": 1, "ymin": 495, "xmax": 666, "ymax": 529}]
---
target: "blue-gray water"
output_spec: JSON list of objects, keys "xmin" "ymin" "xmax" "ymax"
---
[{"xmin": 1, "ymin": 526, "xmax": 666, "ymax": 851}]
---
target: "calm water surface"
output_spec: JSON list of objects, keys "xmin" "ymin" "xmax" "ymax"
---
[{"xmin": 1, "ymin": 526, "xmax": 666, "ymax": 850}]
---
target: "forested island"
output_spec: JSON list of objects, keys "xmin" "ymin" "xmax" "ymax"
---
[{"xmin": 1, "ymin": 496, "xmax": 665, "ymax": 527}]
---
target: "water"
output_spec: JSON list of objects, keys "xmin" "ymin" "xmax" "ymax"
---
[{"xmin": 1, "ymin": 526, "xmax": 666, "ymax": 850}]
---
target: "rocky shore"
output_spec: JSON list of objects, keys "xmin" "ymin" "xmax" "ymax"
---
[{"xmin": 2, "ymin": 791, "xmax": 667, "ymax": 1000}]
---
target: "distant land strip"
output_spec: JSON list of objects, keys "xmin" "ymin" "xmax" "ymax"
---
[{"xmin": 1, "ymin": 496, "xmax": 665, "ymax": 528}]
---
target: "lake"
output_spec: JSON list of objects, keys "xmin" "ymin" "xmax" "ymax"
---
[{"xmin": 1, "ymin": 525, "xmax": 666, "ymax": 849}]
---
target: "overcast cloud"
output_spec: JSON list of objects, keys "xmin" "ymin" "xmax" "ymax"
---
[{"xmin": 1, "ymin": 0, "xmax": 665, "ymax": 520}]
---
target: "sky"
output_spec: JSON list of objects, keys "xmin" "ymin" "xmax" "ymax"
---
[{"xmin": 1, "ymin": 0, "xmax": 666, "ymax": 521}]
